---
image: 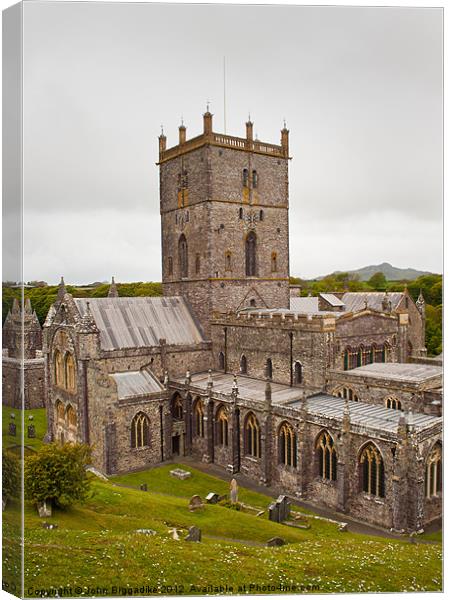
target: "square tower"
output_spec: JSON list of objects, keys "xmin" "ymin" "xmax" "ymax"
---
[{"xmin": 158, "ymin": 111, "xmax": 291, "ymax": 337}]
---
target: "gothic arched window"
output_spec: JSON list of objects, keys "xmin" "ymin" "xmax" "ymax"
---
[
  {"xmin": 245, "ymin": 231, "xmax": 257, "ymax": 276},
  {"xmin": 172, "ymin": 395, "xmax": 184, "ymax": 420},
  {"xmin": 216, "ymin": 407, "xmax": 229, "ymax": 446},
  {"xmin": 385, "ymin": 396, "xmax": 401, "ymax": 410},
  {"xmin": 252, "ymin": 170, "xmax": 258, "ymax": 188},
  {"xmin": 360, "ymin": 443, "xmax": 385, "ymax": 497},
  {"xmin": 425, "ymin": 443, "xmax": 442, "ymax": 498},
  {"xmin": 242, "ymin": 168, "xmax": 249, "ymax": 187},
  {"xmin": 266, "ymin": 358, "xmax": 273, "ymax": 380},
  {"xmin": 279, "ymin": 422, "xmax": 297, "ymax": 467},
  {"xmin": 245, "ymin": 413, "xmax": 261, "ymax": 458},
  {"xmin": 259, "ymin": 209, "xmax": 264, "ymax": 221},
  {"xmin": 218, "ymin": 351, "xmax": 225, "ymax": 370},
  {"xmin": 131, "ymin": 412, "xmax": 150, "ymax": 448},
  {"xmin": 240, "ymin": 354, "xmax": 248, "ymax": 375},
  {"xmin": 64, "ymin": 353, "xmax": 76, "ymax": 391},
  {"xmin": 194, "ymin": 400, "xmax": 205, "ymax": 438},
  {"xmin": 294, "ymin": 361, "xmax": 302, "ymax": 384},
  {"xmin": 316, "ymin": 431, "xmax": 337, "ymax": 481},
  {"xmin": 54, "ymin": 350, "xmax": 64, "ymax": 387},
  {"xmin": 178, "ymin": 234, "xmax": 188, "ymax": 278},
  {"xmin": 55, "ymin": 400, "xmax": 65, "ymax": 425}
]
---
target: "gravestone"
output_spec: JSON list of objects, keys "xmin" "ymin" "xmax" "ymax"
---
[
  {"xmin": 268, "ymin": 502, "xmax": 280, "ymax": 523},
  {"xmin": 170, "ymin": 468, "xmax": 191, "ymax": 480},
  {"xmin": 205, "ymin": 492, "xmax": 220, "ymax": 504},
  {"xmin": 267, "ymin": 537, "xmax": 285, "ymax": 547},
  {"xmin": 230, "ymin": 478, "xmax": 238, "ymax": 504},
  {"xmin": 188, "ymin": 495, "xmax": 204, "ymax": 511},
  {"xmin": 185, "ymin": 526, "xmax": 201, "ymax": 542},
  {"xmin": 42, "ymin": 522, "xmax": 58, "ymax": 530},
  {"xmin": 140, "ymin": 483, "xmax": 148, "ymax": 491},
  {"xmin": 169, "ymin": 528, "xmax": 180, "ymax": 541},
  {"xmin": 276, "ymin": 495, "xmax": 291, "ymax": 522},
  {"xmin": 37, "ymin": 501, "xmax": 52, "ymax": 518},
  {"xmin": 338, "ymin": 523, "xmax": 348, "ymax": 532},
  {"xmin": 9, "ymin": 423, "xmax": 16, "ymax": 437},
  {"xmin": 27, "ymin": 425, "xmax": 36, "ymax": 439}
]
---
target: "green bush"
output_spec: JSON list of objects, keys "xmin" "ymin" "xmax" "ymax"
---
[
  {"xmin": 24, "ymin": 443, "xmax": 92, "ymax": 508},
  {"xmin": 2, "ymin": 450, "xmax": 21, "ymax": 500}
]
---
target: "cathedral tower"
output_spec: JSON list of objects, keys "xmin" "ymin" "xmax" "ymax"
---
[{"xmin": 158, "ymin": 111, "xmax": 291, "ymax": 336}]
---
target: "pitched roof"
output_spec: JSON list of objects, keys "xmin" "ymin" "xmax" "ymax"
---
[
  {"xmin": 289, "ymin": 292, "xmax": 404, "ymax": 316},
  {"xmin": 73, "ymin": 296, "xmax": 204, "ymax": 350},
  {"xmin": 110, "ymin": 369, "xmax": 164, "ymax": 399},
  {"xmin": 289, "ymin": 296, "xmax": 320, "ymax": 313},
  {"xmin": 337, "ymin": 362, "xmax": 442, "ymax": 384},
  {"xmin": 319, "ymin": 293, "xmax": 345, "ymax": 307}
]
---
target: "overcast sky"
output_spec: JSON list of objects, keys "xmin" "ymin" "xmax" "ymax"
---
[{"xmin": 14, "ymin": 2, "xmax": 443, "ymax": 283}]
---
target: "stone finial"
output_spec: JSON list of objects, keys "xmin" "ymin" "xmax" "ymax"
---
[
  {"xmin": 342, "ymin": 397, "xmax": 350, "ymax": 432},
  {"xmin": 281, "ymin": 121, "xmax": 289, "ymax": 157},
  {"xmin": 11, "ymin": 298, "xmax": 20, "ymax": 314},
  {"xmin": 207, "ymin": 369, "xmax": 213, "ymax": 389},
  {"xmin": 301, "ymin": 394, "xmax": 308, "ymax": 417},
  {"xmin": 185, "ymin": 370, "xmax": 191, "ymax": 385},
  {"xmin": 246, "ymin": 119, "xmax": 253, "ymax": 141},
  {"xmin": 163, "ymin": 370, "xmax": 169, "ymax": 389},
  {"xmin": 77, "ymin": 301, "xmax": 99, "ymax": 334},
  {"xmin": 108, "ymin": 276, "xmax": 119, "ymax": 298},
  {"xmin": 382, "ymin": 291, "xmax": 391, "ymax": 313},
  {"xmin": 397, "ymin": 411, "xmax": 407, "ymax": 439},
  {"xmin": 159, "ymin": 127, "xmax": 167, "ymax": 154},
  {"xmin": 57, "ymin": 277, "xmax": 67, "ymax": 301},
  {"xmin": 203, "ymin": 107, "xmax": 213, "ymax": 135},
  {"xmin": 416, "ymin": 289, "xmax": 426, "ymax": 315},
  {"xmin": 232, "ymin": 374, "xmax": 239, "ymax": 396},
  {"xmin": 24, "ymin": 297, "xmax": 32, "ymax": 314},
  {"xmin": 179, "ymin": 121, "xmax": 186, "ymax": 145}
]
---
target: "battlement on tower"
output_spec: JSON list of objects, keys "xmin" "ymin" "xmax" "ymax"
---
[{"xmin": 158, "ymin": 111, "xmax": 290, "ymax": 164}]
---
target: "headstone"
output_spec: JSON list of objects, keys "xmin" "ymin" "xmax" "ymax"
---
[
  {"xmin": 185, "ymin": 526, "xmax": 201, "ymax": 542},
  {"xmin": 276, "ymin": 495, "xmax": 291, "ymax": 522},
  {"xmin": 188, "ymin": 495, "xmax": 204, "ymax": 511},
  {"xmin": 338, "ymin": 523, "xmax": 348, "ymax": 532},
  {"xmin": 267, "ymin": 537, "xmax": 285, "ymax": 547},
  {"xmin": 205, "ymin": 492, "xmax": 220, "ymax": 504},
  {"xmin": 170, "ymin": 468, "xmax": 191, "ymax": 480},
  {"xmin": 42, "ymin": 522, "xmax": 58, "ymax": 530},
  {"xmin": 37, "ymin": 501, "xmax": 52, "ymax": 518},
  {"xmin": 135, "ymin": 528, "xmax": 156, "ymax": 535},
  {"xmin": 9, "ymin": 423, "xmax": 16, "ymax": 437},
  {"xmin": 169, "ymin": 528, "xmax": 180, "ymax": 541},
  {"xmin": 140, "ymin": 483, "xmax": 148, "ymax": 491},
  {"xmin": 230, "ymin": 478, "xmax": 238, "ymax": 504},
  {"xmin": 27, "ymin": 425, "xmax": 36, "ymax": 439},
  {"xmin": 268, "ymin": 502, "xmax": 280, "ymax": 523}
]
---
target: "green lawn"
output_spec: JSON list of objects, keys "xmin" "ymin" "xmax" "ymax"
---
[
  {"xmin": 2, "ymin": 406, "xmax": 47, "ymax": 453},
  {"xmin": 1, "ymin": 464, "xmax": 442, "ymax": 596}
]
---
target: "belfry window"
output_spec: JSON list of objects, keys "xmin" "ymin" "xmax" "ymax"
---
[
  {"xmin": 360, "ymin": 444, "xmax": 385, "ymax": 498},
  {"xmin": 316, "ymin": 431, "xmax": 337, "ymax": 481},
  {"xmin": 294, "ymin": 361, "xmax": 302, "ymax": 384},
  {"xmin": 245, "ymin": 231, "xmax": 257, "ymax": 276},
  {"xmin": 178, "ymin": 234, "xmax": 188, "ymax": 278},
  {"xmin": 131, "ymin": 412, "xmax": 150, "ymax": 449},
  {"xmin": 242, "ymin": 169, "xmax": 249, "ymax": 187},
  {"xmin": 252, "ymin": 170, "xmax": 258, "ymax": 188},
  {"xmin": 279, "ymin": 422, "xmax": 297, "ymax": 467},
  {"xmin": 425, "ymin": 443, "xmax": 442, "ymax": 498},
  {"xmin": 245, "ymin": 413, "xmax": 261, "ymax": 458}
]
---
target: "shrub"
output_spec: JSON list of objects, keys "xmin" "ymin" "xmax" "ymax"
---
[
  {"xmin": 24, "ymin": 443, "xmax": 92, "ymax": 508},
  {"xmin": 2, "ymin": 450, "xmax": 21, "ymax": 500}
]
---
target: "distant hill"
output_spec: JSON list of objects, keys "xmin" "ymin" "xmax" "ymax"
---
[{"xmin": 317, "ymin": 262, "xmax": 434, "ymax": 282}]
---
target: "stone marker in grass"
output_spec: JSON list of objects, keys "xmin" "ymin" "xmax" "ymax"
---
[
  {"xmin": 170, "ymin": 468, "xmax": 191, "ymax": 480},
  {"xmin": 37, "ymin": 500, "xmax": 52, "ymax": 518},
  {"xmin": 188, "ymin": 495, "xmax": 204, "ymax": 511},
  {"xmin": 185, "ymin": 526, "xmax": 201, "ymax": 542},
  {"xmin": 267, "ymin": 537, "xmax": 285, "ymax": 547},
  {"xmin": 230, "ymin": 478, "xmax": 238, "ymax": 504},
  {"xmin": 205, "ymin": 492, "xmax": 220, "ymax": 504}
]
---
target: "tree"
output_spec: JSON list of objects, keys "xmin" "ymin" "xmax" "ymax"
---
[
  {"xmin": 368, "ymin": 272, "xmax": 387, "ymax": 290},
  {"xmin": 2, "ymin": 450, "xmax": 21, "ymax": 501},
  {"xmin": 24, "ymin": 443, "xmax": 92, "ymax": 508}
]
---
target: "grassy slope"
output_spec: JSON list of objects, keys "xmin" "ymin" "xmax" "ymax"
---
[
  {"xmin": 2, "ymin": 406, "xmax": 47, "ymax": 453},
  {"xmin": 3, "ymin": 465, "xmax": 439, "ymax": 595}
]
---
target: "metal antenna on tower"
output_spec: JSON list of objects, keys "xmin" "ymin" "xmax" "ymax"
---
[{"xmin": 223, "ymin": 56, "xmax": 227, "ymax": 134}]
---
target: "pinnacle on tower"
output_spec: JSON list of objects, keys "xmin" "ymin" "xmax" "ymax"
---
[
  {"xmin": 11, "ymin": 298, "xmax": 20, "ymax": 314},
  {"xmin": 57, "ymin": 277, "xmax": 67, "ymax": 301},
  {"xmin": 77, "ymin": 301, "xmax": 99, "ymax": 334},
  {"xmin": 265, "ymin": 380, "xmax": 272, "ymax": 406},
  {"xmin": 24, "ymin": 297, "xmax": 32, "ymax": 314},
  {"xmin": 108, "ymin": 276, "xmax": 119, "ymax": 298}
]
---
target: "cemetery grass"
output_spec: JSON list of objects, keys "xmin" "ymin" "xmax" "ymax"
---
[
  {"xmin": 10, "ymin": 470, "xmax": 442, "ymax": 595},
  {"xmin": 2, "ymin": 406, "xmax": 46, "ymax": 453}
]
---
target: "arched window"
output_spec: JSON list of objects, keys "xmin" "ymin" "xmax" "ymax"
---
[
  {"xmin": 216, "ymin": 407, "xmax": 229, "ymax": 446},
  {"xmin": 249, "ymin": 298, "xmax": 256, "ymax": 307},
  {"xmin": 279, "ymin": 422, "xmax": 297, "ymax": 467},
  {"xmin": 259, "ymin": 209, "xmax": 264, "ymax": 221},
  {"xmin": 252, "ymin": 170, "xmax": 258, "ymax": 188},
  {"xmin": 425, "ymin": 443, "xmax": 442, "ymax": 498},
  {"xmin": 344, "ymin": 347, "xmax": 358, "ymax": 370},
  {"xmin": 218, "ymin": 351, "xmax": 225, "ymax": 370},
  {"xmin": 195, "ymin": 253, "xmax": 200, "ymax": 274},
  {"xmin": 335, "ymin": 387, "xmax": 359, "ymax": 402},
  {"xmin": 56, "ymin": 400, "xmax": 65, "ymax": 425},
  {"xmin": 54, "ymin": 350, "xmax": 64, "ymax": 387},
  {"xmin": 245, "ymin": 413, "xmax": 261, "ymax": 458},
  {"xmin": 239, "ymin": 207, "xmax": 243, "ymax": 219},
  {"xmin": 385, "ymin": 396, "xmax": 401, "ymax": 410},
  {"xmin": 271, "ymin": 252, "xmax": 278, "ymax": 273},
  {"xmin": 242, "ymin": 168, "xmax": 249, "ymax": 187},
  {"xmin": 361, "ymin": 345, "xmax": 373, "ymax": 366},
  {"xmin": 178, "ymin": 234, "xmax": 188, "ymax": 278},
  {"xmin": 360, "ymin": 443, "xmax": 385, "ymax": 498},
  {"xmin": 316, "ymin": 431, "xmax": 337, "ymax": 481},
  {"xmin": 266, "ymin": 358, "xmax": 273, "ymax": 380},
  {"xmin": 245, "ymin": 231, "xmax": 257, "ymax": 276},
  {"xmin": 240, "ymin": 355, "xmax": 248, "ymax": 375},
  {"xmin": 225, "ymin": 251, "xmax": 232, "ymax": 271},
  {"xmin": 194, "ymin": 400, "xmax": 205, "ymax": 438},
  {"xmin": 64, "ymin": 353, "xmax": 76, "ymax": 391},
  {"xmin": 131, "ymin": 412, "xmax": 150, "ymax": 448},
  {"xmin": 294, "ymin": 361, "xmax": 302, "ymax": 385},
  {"xmin": 172, "ymin": 395, "xmax": 184, "ymax": 420}
]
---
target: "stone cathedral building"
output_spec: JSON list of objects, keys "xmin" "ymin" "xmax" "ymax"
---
[{"xmin": 42, "ymin": 111, "xmax": 442, "ymax": 534}]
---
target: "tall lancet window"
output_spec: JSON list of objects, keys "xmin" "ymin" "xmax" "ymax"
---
[
  {"xmin": 245, "ymin": 231, "xmax": 257, "ymax": 276},
  {"xmin": 178, "ymin": 234, "xmax": 188, "ymax": 278}
]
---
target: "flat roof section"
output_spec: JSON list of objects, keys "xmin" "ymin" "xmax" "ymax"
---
[{"xmin": 337, "ymin": 362, "xmax": 442, "ymax": 384}]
